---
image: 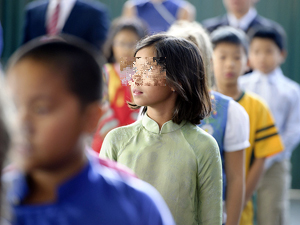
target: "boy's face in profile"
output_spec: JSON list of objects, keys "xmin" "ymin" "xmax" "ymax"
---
[
  {"xmin": 249, "ymin": 38, "xmax": 284, "ymax": 74},
  {"xmin": 7, "ymin": 59, "xmax": 88, "ymax": 172},
  {"xmin": 212, "ymin": 42, "xmax": 247, "ymax": 87}
]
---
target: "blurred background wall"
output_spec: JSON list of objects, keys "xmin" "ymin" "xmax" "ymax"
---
[{"xmin": 1, "ymin": 0, "xmax": 299, "ymax": 188}]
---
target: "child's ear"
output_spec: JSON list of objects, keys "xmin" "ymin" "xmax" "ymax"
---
[
  {"xmin": 280, "ymin": 50, "xmax": 287, "ymax": 64},
  {"xmin": 82, "ymin": 103, "xmax": 103, "ymax": 134}
]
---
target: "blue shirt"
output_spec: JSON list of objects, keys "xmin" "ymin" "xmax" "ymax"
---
[
  {"xmin": 6, "ymin": 153, "xmax": 175, "ymax": 225},
  {"xmin": 135, "ymin": 0, "xmax": 184, "ymax": 34}
]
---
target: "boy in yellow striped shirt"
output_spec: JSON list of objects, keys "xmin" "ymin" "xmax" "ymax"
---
[{"xmin": 211, "ymin": 26, "xmax": 284, "ymax": 225}]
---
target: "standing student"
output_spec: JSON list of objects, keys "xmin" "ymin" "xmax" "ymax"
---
[
  {"xmin": 239, "ymin": 27, "xmax": 300, "ymax": 225},
  {"xmin": 100, "ymin": 34, "xmax": 222, "ymax": 225},
  {"xmin": 168, "ymin": 20, "xmax": 249, "ymax": 225},
  {"xmin": 122, "ymin": 0, "xmax": 196, "ymax": 34},
  {"xmin": 210, "ymin": 26, "xmax": 284, "ymax": 225},
  {"xmin": 92, "ymin": 18, "xmax": 147, "ymax": 153},
  {"xmin": 3, "ymin": 37, "xmax": 174, "ymax": 225},
  {"xmin": 202, "ymin": 0, "xmax": 283, "ymax": 36},
  {"xmin": 22, "ymin": 0, "xmax": 110, "ymax": 50}
]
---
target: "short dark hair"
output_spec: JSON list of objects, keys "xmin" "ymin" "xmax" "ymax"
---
[
  {"xmin": 211, "ymin": 26, "xmax": 249, "ymax": 54},
  {"xmin": 7, "ymin": 36, "xmax": 103, "ymax": 108},
  {"xmin": 128, "ymin": 34, "xmax": 212, "ymax": 125},
  {"xmin": 104, "ymin": 17, "xmax": 148, "ymax": 63},
  {"xmin": 249, "ymin": 26, "xmax": 286, "ymax": 51}
]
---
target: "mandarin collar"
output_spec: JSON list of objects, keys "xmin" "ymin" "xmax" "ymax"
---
[{"xmin": 142, "ymin": 113, "xmax": 186, "ymax": 134}]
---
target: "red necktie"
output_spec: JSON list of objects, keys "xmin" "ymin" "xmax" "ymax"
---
[{"xmin": 47, "ymin": 1, "xmax": 60, "ymax": 35}]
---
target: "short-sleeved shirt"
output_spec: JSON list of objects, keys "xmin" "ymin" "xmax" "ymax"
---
[
  {"xmin": 236, "ymin": 91, "xmax": 284, "ymax": 225},
  {"xmin": 100, "ymin": 114, "xmax": 222, "ymax": 225},
  {"xmin": 199, "ymin": 91, "xmax": 250, "ymax": 202},
  {"xmin": 5, "ymin": 153, "xmax": 175, "ymax": 225}
]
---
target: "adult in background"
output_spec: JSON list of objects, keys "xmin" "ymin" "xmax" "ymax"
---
[
  {"xmin": 202, "ymin": 0, "xmax": 283, "ymax": 36},
  {"xmin": 122, "ymin": 0, "xmax": 196, "ymax": 34},
  {"xmin": 22, "ymin": 0, "xmax": 110, "ymax": 50}
]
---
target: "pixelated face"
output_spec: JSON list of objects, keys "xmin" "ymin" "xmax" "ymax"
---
[
  {"xmin": 7, "ymin": 59, "xmax": 87, "ymax": 172},
  {"xmin": 113, "ymin": 29, "xmax": 139, "ymax": 64},
  {"xmin": 130, "ymin": 47, "xmax": 175, "ymax": 107},
  {"xmin": 212, "ymin": 42, "xmax": 247, "ymax": 86},
  {"xmin": 119, "ymin": 56, "xmax": 167, "ymax": 86},
  {"xmin": 249, "ymin": 38, "xmax": 284, "ymax": 74},
  {"xmin": 223, "ymin": 0, "xmax": 255, "ymax": 14}
]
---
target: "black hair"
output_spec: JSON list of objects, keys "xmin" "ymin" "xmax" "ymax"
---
[
  {"xmin": 249, "ymin": 26, "xmax": 286, "ymax": 51},
  {"xmin": 104, "ymin": 17, "xmax": 148, "ymax": 63},
  {"xmin": 7, "ymin": 35, "xmax": 103, "ymax": 108},
  {"xmin": 128, "ymin": 34, "xmax": 212, "ymax": 125},
  {"xmin": 211, "ymin": 26, "xmax": 249, "ymax": 54}
]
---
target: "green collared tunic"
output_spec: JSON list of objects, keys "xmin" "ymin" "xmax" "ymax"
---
[{"xmin": 100, "ymin": 114, "xmax": 222, "ymax": 225}]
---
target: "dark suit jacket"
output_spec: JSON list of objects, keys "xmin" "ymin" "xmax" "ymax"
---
[
  {"xmin": 202, "ymin": 13, "xmax": 284, "ymax": 36},
  {"xmin": 22, "ymin": 0, "xmax": 110, "ymax": 50}
]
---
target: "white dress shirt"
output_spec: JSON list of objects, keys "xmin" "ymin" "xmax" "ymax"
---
[
  {"xmin": 227, "ymin": 7, "xmax": 257, "ymax": 31},
  {"xmin": 46, "ymin": 0, "xmax": 77, "ymax": 32},
  {"xmin": 239, "ymin": 67, "xmax": 300, "ymax": 169}
]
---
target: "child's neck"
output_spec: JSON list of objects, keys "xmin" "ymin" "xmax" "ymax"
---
[
  {"xmin": 147, "ymin": 105, "xmax": 174, "ymax": 130},
  {"xmin": 230, "ymin": 8, "xmax": 250, "ymax": 20},
  {"xmin": 215, "ymin": 83, "xmax": 242, "ymax": 101},
  {"xmin": 23, "ymin": 150, "xmax": 87, "ymax": 204}
]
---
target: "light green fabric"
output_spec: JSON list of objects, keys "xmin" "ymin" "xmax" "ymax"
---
[{"xmin": 100, "ymin": 114, "xmax": 223, "ymax": 225}]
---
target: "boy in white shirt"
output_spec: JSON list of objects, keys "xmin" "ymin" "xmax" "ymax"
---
[{"xmin": 239, "ymin": 26, "xmax": 300, "ymax": 225}]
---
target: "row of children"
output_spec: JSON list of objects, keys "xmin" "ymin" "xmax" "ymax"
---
[
  {"xmin": 93, "ymin": 16, "xmax": 300, "ymax": 225},
  {"xmin": 0, "ymin": 15, "xmax": 299, "ymax": 225}
]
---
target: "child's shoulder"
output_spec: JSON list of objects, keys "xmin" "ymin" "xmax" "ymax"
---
[
  {"xmin": 243, "ymin": 91, "xmax": 268, "ymax": 107},
  {"xmin": 181, "ymin": 122, "xmax": 219, "ymax": 154},
  {"xmin": 281, "ymin": 75, "xmax": 300, "ymax": 93},
  {"xmin": 104, "ymin": 120, "xmax": 143, "ymax": 144}
]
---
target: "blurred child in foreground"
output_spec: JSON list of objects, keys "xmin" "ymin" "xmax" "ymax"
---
[{"xmin": 3, "ymin": 36, "xmax": 174, "ymax": 225}]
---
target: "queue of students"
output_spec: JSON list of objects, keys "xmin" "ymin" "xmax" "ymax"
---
[{"xmin": 0, "ymin": 1, "xmax": 300, "ymax": 225}]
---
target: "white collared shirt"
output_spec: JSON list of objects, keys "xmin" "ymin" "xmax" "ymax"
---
[
  {"xmin": 239, "ymin": 68, "xmax": 300, "ymax": 169},
  {"xmin": 46, "ymin": 0, "xmax": 77, "ymax": 32},
  {"xmin": 227, "ymin": 7, "xmax": 257, "ymax": 31}
]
